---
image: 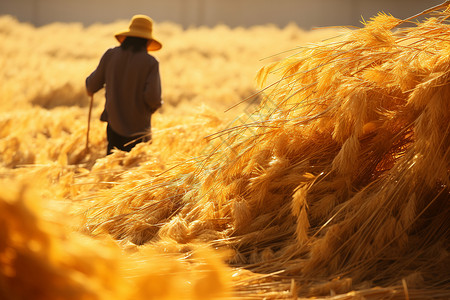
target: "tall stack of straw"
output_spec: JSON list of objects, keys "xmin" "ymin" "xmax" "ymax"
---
[{"xmin": 79, "ymin": 7, "xmax": 449, "ymax": 299}]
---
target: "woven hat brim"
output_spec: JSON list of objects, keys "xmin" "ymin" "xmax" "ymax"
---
[{"xmin": 115, "ymin": 31, "xmax": 162, "ymax": 51}]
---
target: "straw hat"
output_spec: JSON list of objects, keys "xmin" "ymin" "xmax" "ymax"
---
[{"xmin": 115, "ymin": 15, "xmax": 162, "ymax": 51}]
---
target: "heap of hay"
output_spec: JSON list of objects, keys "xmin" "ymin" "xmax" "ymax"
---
[
  {"xmin": 1, "ymin": 4, "xmax": 449, "ymax": 300},
  {"xmin": 81, "ymin": 7, "xmax": 449, "ymax": 299},
  {"xmin": 0, "ymin": 181, "xmax": 230, "ymax": 300}
]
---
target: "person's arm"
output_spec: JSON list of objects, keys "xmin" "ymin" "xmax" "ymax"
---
[
  {"xmin": 86, "ymin": 49, "xmax": 110, "ymax": 96},
  {"xmin": 144, "ymin": 59, "xmax": 163, "ymax": 113}
]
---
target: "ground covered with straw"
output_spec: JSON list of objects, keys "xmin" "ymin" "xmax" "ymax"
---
[{"xmin": 0, "ymin": 5, "xmax": 449, "ymax": 300}]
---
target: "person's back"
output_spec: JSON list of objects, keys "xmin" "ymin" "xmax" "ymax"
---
[
  {"xmin": 96, "ymin": 44, "xmax": 161, "ymax": 137},
  {"xmin": 85, "ymin": 15, "xmax": 163, "ymax": 154}
]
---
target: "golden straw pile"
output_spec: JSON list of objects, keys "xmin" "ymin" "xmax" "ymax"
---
[{"xmin": 1, "ymin": 4, "xmax": 449, "ymax": 300}]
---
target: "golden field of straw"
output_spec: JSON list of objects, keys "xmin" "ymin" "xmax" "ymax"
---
[{"xmin": 0, "ymin": 3, "xmax": 449, "ymax": 300}]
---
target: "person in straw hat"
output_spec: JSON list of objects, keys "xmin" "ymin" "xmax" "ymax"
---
[{"xmin": 86, "ymin": 14, "xmax": 163, "ymax": 155}]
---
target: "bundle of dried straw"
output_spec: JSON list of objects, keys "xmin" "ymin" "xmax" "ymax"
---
[{"xmin": 78, "ymin": 6, "xmax": 450, "ymax": 299}]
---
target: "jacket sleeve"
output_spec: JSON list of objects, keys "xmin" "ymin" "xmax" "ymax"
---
[
  {"xmin": 86, "ymin": 49, "xmax": 110, "ymax": 94},
  {"xmin": 144, "ymin": 59, "xmax": 163, "ymax": 113}
]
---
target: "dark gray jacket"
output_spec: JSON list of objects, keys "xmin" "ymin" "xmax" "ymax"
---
[{"xmin": 86, "ymin": 47, "xmax": 162, "ymax": 137}]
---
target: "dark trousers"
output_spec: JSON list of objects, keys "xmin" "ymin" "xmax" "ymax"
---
[{"xmin": 106, "ymin": 124, "xmax": 150, "ymax": 155}]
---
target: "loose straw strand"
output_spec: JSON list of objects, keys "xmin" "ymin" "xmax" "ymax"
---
[
  {"xmin": 86, "ymin": 94, "xmax": 94, "ymax": 151},
  {"xmin": 400, "ymin": 0, "xmax": 450, "ymax": 24}
]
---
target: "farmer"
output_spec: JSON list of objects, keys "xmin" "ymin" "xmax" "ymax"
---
[{"xmin": 86, "ymin": 14, "xmax": 163, "ymax": 155}]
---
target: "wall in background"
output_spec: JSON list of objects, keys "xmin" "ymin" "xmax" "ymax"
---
[{"xmin": 0, "ymin": 0, "xmax": 443, "ymax": 28}]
